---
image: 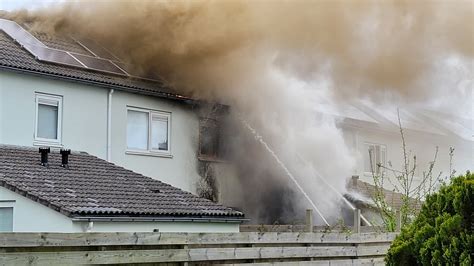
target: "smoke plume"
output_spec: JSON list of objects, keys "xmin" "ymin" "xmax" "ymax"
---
[{"xmin": 7, "ymin": 0, "xmax": 473, "ymax": 223}]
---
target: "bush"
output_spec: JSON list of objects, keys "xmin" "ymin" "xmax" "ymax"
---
[{"xmin": 385, "ymin": 172, "xmax": 473, "ymax": 265}]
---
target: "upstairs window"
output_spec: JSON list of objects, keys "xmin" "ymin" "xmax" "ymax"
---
[
  {"xmin": 0, "ymin": 207, "xmax": 13, "ymax": 232},
  {"xmin": 364, "ymin": 143, "xmax": 386, "ymax": 175},
  {"xmin": 199, "ymin": 118, "xmax": 220, "ymax": 159},
  {"xmin": 127, "ymin": 108, "xmax": 170, "ymax": 155},
  {"xmin": 35, "ymin": 93, "xmax": 62, "ymax": 144},
  {"xmin": 199, "ymin": 117, "xmax": 231, "ymax": 161}
]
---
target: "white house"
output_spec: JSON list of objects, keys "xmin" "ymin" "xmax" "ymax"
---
[
  {"xmin": 0, "ymin": 18, "xmax": 244, "ymax": 232},
  {"xmin": 337, "ymin": 104, "xmax": 473, "ymax": 190}
]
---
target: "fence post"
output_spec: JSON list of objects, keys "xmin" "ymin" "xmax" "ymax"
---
[
  {"xmin": 395, "ymin": 210, "xmax": 402, "ymax": 232},
  {"xmin": 306, "ymin": 209, "xmax": 313, "ymax": 232},
  {"xmin": 353, "ymin": 209, "xmax": 361, "ymax": 233},
  {"xmin": 183, "ymin": 244, "xmax": 189, "ymax": 266}
]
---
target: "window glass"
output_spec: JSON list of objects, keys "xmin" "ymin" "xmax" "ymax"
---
[
  {"xmin": 364, "ymin": 143, "xmax": 386, "ymax": 174},
  {"xmin": 364, "ymin": 144, "xmax": 374, "ymax": 172},
  {"xmin": 151, "ymin": 115, "xmax": 168, "ymax": 151},
  {"xmin": 127, "ymin": 110, "xmax": 149, "ymax": 150},
  {"xmin": 37, "ymin": 104, "xmax": 58, "ymax": 139},
  {"xmin": 0, "ymin": 207, "xmax": 13, "ymax": 232}
]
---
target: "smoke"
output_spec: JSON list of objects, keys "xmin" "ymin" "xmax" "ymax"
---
[{"xmin": 7, "ymin": 0, "xmax": 473, "ymax": 223}]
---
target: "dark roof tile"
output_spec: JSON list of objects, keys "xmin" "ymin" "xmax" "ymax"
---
[
  {"xmin": 0, "ymin": 145, "xmax": 244, "ymax": 219},
  {"xmin": 0, "ymin": 31, "xmax": 190, "ymax": 101}
]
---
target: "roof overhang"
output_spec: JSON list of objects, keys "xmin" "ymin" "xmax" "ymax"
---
[
  {"xmin": 71, "ymin": 216, "xmax": 248, "ymax": 223},
  {"xmin": 0, "ymin": 65, "xmax": 197, "ymax": 104}
]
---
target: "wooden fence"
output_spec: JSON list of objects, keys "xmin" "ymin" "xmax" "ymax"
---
[{"xmin": 0, "ymin": 232, "xmax": 396, "ymax": 265}]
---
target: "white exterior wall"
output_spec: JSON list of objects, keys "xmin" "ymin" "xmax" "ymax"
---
[
  {"xmin": 0, "ymin": 71, "xmax": 108, "ymax": 158},
  {"xmin": 0, "ymin": 187, "xmax": 78, "ymax": 232},
  {"xmin": 0, "ymin": 71, "xmax": 202, "ymax": 193},
  {"xmin": 0, "ymin": 187, "xmax": 239, "ymax": 233},
  {"xmin": 110, "ymin": 91, "xmax": 201, "ymax": 192}
]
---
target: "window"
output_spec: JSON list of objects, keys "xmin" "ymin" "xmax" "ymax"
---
[
  {"xmin": 198, "ymin": 118, "xmax": 231, "ymax": 161},
  {"xmin": 35, "ymin": 93, "xmax": 62, "ymax": 144},
  {"xmin": 0, "ymin": 207, "xmax": 13, "ymax": 232},
  {"xmin": 127, "ymin": 108, "xmax": 170, "ymax": 155},
  {"xmin": 364, "ymin": 143, "xmax": 386, "ymax": 175},
  {"xmin": 199, "ymin": 118, "xmax": 220, "ymax": 159}
]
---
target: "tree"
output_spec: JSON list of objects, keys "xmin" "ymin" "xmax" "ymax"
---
[
  {"xmin": 385, "ymin": 172, "xmax": 473, "ymax": 265},
  {"xmin": 368, "ymin": 109, "xmax": 446, "ymax": 230}
]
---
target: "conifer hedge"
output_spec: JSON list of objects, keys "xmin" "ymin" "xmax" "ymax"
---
[{"xmin": 386, "ymin": 172, "xmax": 473, "ymax": 265}]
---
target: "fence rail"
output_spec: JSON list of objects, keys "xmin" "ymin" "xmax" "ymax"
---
[{"xmin": 0, "ymin": 232, "xmax": 397, "ymax": 265}]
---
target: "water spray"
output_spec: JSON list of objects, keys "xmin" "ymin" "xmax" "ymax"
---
[
  {"xmin": 237, "ymin": 113, "xmax": 372, "ymax": 226},
  {"xmin": 295, "ymin": 154, "xmax": 372, "ymax": 226},
  {"xmin": 237, "ymin": 114, "xmax": 330, "ymax": 226}
]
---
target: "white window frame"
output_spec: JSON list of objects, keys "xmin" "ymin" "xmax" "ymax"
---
[
  {"xmin": 363, "ymin": 142, "xmax": 387, "ymax": 176},
  {"xmin": 0, "ymin": 200, "xmax": 15, "ymax": 232},
  {"xmin": 126, "ymin": 106, "xmax": 172, "ymax": 157},
  {"xmin": 34, "ymin": 93, "xmax": 63, "ymax": 146}
]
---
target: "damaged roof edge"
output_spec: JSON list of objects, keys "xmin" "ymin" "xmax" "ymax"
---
[{"xmin": 0, "ymin": 65, "xmax": 197, "ymax": 104}]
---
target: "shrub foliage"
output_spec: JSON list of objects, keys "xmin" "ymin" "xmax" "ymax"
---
[{"xmin": 386, "ymin": 172, "xmax": 473, "ymax": 265}]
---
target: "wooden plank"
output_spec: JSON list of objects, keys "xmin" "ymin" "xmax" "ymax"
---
[
  {"xmin": 0, "ymin": 232, "xmax": 397, "ymax": 247},
  {"xmin": 215, "ymin": 257, "xmax": 386, "ymax": 265},
  {"xmin": 357, "ymin": 244, "xmax": 391, "ymax": 256},
  {"xmin": 0, "ymin": 245, "xmax": 391, "ymax": 264}
]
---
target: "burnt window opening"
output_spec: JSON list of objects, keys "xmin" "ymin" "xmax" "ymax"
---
[{"xmin": 199, "ymin": 118, "xmax": 220, "ymax": 160}]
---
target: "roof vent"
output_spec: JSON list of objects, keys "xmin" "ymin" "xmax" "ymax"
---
[
  {"xmin": 60, "ymin": 149, "xmax": 71, "ymax": 168},
  {"xmin": 39, "ymin": 147, "xmax": 50, "ymax": 166}
]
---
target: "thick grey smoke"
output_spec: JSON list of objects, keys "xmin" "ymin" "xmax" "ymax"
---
[{"xmin": 8, "ymin": 0, "xmax": 473, "ymax": 223}]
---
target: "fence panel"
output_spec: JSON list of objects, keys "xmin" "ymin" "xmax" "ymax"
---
[{"xmin": 0, "ymin": 232, "xmax": 396, "ymax": 265}]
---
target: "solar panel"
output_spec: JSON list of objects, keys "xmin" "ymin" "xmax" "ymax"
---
[
  {"xmin": 70, "ymin": 52, "xmax": 128, "ymax": 76},
  {"xmin": 0, "ymin": 19, "xmax": 159, "ymax": 78},
  {"xmin": 76, "ymin": 38, "xmax": 121, "ymax": 61},
  {"xmin": 112, "ymin": 61, "xmax": 165, "ymax": 82},
  {"xmin": 0, "ymin": 18, "xmax": 46, "ymax": 47},
  {"xmin": 22, "ymin": 43, "xmax": 84, "ymax": 67}
]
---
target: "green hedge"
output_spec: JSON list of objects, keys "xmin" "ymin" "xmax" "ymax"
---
[{"xmin": 386, "ymin": 172, "xmax": 473, "ymax": 265}]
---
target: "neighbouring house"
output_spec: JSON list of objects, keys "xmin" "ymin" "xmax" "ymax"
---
[
  {"xmin": 320, "ymin": 102, "xmax": 473, "ymax": 191},
  {"xmin": 0, "ymin": 18, "xmax": 242, "ymax": 232},
  {"xmin": 0, "ymin": 145, "xmax": 244, "ymax": 232}
]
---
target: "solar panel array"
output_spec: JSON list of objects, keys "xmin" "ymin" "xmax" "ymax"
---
[
  {"xmin": 0, "ymin": 18, "xmax": 129, "ymax": 77},
  {"xmin": 76, "ymin": 38, "xmax": 121, "ymax": 61}
]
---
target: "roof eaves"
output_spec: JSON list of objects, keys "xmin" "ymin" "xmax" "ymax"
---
[
  {"xmin": 0, "ymin": 179, "xmax": 74, "ymax": 218},
  {"xmin": 70, "ymin": 215, "xmax": 248, "ymax": 223},
  {"xmin": 0, "ymin": 64, "xmax": 197, "ymax": 104}
]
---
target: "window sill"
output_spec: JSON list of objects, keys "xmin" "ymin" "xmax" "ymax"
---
[
  {"xmin": 198, "ymin": 156, "xmax": 229, "ymax": 163},
  {"xmin": 33, "ymin": 140, "xmax": 63, "ymax": 148},
  {"xmin": 126, "ymin": 150, "xmax": 173, "ymax": 158}
]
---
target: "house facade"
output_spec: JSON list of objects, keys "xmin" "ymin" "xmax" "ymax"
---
[
  {"xmin": 0, "ymin": 71, "xmax": 204, "ymax": 192},
  {"xmin": 0, "ymin": 18, "xmax": 221, "ymax": 193},
  {"xmin": 0, "ymin": 18, "xmax": 242, "ymax": 232},
  {"xmin": 338, "ymin": 104, "xmax": 473, "ymax": 191}
]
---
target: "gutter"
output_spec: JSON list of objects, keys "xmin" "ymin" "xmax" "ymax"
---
[
  {"xmin": 71, "ymin": 216, "xmax": 248, "ymax": 223},
  {"xmin": 106, "ymin": 89, "xmax": 114, "ymax": 162}
]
